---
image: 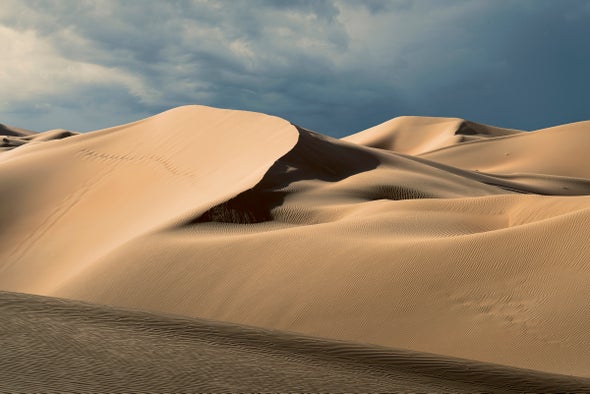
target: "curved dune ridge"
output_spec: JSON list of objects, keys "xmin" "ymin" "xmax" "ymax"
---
[{"xmin": 1, "ymin": 105, "xmax": 590, "ymax": 389}]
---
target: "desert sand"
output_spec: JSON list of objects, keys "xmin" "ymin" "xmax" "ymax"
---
[
  {"xmin": 3, "ymin": 291, "xmax": 589, "ymax": 392},
  {"xmin": 1, "ymin": 105, "xmax": 589, "ymax": 391}
]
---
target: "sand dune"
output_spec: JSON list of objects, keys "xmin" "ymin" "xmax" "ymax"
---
[
  {"xmin": 1, "ymin": 105, "xmax": 589, "ymax": 388},
  {"xmin": 0, "ymin": 123, "xmax": 35, "ymax": 151},
  {"xmin": 342, "ymin": 116, "xmax": 523, "ymax": 155},
  {"xmin": 421, "ymin": 121, "xmax": 590, "ymax": 181},
  {"xmin": 0, "ymin": 106, "xmax": 297, "ymax": 292},
  {"xmin": 2, "ymin": 291, "xmax": 589, "ymax": 392},
  {"xmin": 0, "ymin": 123, "xmax": 33, "ymax": 137}
]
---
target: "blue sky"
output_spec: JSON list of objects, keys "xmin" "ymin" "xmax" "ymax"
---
[{"xmin": 1, "ymin": 0, "xmax": 589, "ymax": 137}]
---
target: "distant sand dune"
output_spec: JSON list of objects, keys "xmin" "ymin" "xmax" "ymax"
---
[
  {"xmin": 1, "ymin": 105, "xmax": 589, "ymax": 388},
  {"xmin": 0, "ymin": 123, "xmax": 33, "ymax": 137},
  {"xmin": 421, "ymin": 121, "xmax": 590, "ymax": 179},
  {"xmin": 342, "ymin": 116, "xmax": 523, "ymax": 154}
]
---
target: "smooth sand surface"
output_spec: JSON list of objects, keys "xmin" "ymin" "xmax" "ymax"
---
[
  {"xmin": 342, "ymin": 116, "xmax": 523, "ymax": 155},
  {"xmin": 1, "ymin": 105, "xmax": 589, "ymax": 389}
]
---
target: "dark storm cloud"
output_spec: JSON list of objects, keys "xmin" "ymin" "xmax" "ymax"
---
[{"xmin": 0, "ymin": 0, "xmax": 589, "ymax": 136}]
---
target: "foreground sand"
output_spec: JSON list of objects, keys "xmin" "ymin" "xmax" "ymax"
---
[
  {"xmin": 1, "ymin": 106, "xmax": 589, "ymax": 389},
  {"xmin": 2, "ymin": 291, "xmax": 589, "ymax": 392}
]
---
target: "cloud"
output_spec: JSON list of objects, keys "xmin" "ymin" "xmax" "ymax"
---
[{"xmin": 0, "ymin": 0, "xmax": 589, "ymax": 135}]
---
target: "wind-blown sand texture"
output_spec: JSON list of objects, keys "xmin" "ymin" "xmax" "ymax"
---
[
  {"xmin": 1, "ymin": 106, "xmax": 589, "ymax": 391},
  {"xmin": 2, "ymin": 291, "xmax": 589, "ymax": 392}
]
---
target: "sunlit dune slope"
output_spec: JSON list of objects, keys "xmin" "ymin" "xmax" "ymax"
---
[
  {"xmin": 1, "ymin": 106, "xmax": 589, "ymax": 378},
  {"xmin": 342, "ymin": 116, "xmax": 523, "ymax": 155},
  {"xmin": 420, "ymin": 120, "xmax": 590, "ymax": 179},
  {"xmin": 0, "ymin": 105, "xmax": 297, "ymax": 291},
  {"xmin": 345, "ymin": 116, "xmax": 590, "ymax": 193}
]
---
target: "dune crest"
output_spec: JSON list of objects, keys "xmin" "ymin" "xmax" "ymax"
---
[
  {"xmin": 342, "ymin": 116, "xmax": 523, "ymax": 155},
  {"xmin": 0, "ymin": 105, "xmax": 297, "ymax": 292},
  {"xmin": 1, "ymin": 106, "xmax": 589, "ymax": 383}
]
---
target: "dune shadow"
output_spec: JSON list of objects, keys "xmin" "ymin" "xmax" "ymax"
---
[{"xmin": 188, "ymin": 127, "xmax": 380, "ymax": 224}]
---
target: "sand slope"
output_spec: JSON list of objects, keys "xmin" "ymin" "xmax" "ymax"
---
[
  {"xmin": 0, "ymin": 106, "xmax": 297, "ymax": 292},
  {"xmin": 346, "ymin": 117, "xmax": 590, "ymax": 194},
  {"xmin": 0, "ymin": 123, "xmax": 33, "ymax": 137},
  {"xmin": 2, "ymin": 291, "xmax": 589, "ymax": 392},
  {"xmin": 1, "ymin": 107, "xmax": 590, "ymax": 383},
  {"xmin": 342, "ymin": 116, "xmax": 523, "ymax": 155}
]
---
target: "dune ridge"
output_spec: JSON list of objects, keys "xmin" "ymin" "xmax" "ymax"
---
[
  {"xmin": 0, "ymin": 106, "xmax": 297, "ymax": 292},
  {"xmin": 342, "ymin": 116, "xmax": 523, "ymax": 154},
  {"xmin": 1, "ymin": 105, "xmax": 589, "ymax": 388}
]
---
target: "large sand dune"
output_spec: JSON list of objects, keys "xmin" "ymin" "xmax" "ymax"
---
[{"xmin": 1, "ymin": 105, "xmax": 589, "ymax": 389}]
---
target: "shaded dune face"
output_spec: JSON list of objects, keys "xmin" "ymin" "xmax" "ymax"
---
[
  {"xmin": 192, "ymin": 128, "xmax": 380, "ymax": 224},
  {"xmin": 0, "ymin": 123, "xmax": 34, "ymax": 137},
  {"xmin": 191, "ymin": 125, "xmax": 534, "ymax": 226},
  {"xmin": 1, "ymin": 106, "xmax": 590, "ymax": 382}
]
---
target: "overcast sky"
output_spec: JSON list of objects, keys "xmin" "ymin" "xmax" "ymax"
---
[{"xmin": 1, "ymin": 0, "xmax": 589, "ymax": 137}]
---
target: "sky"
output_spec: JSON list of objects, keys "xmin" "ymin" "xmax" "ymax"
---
[{"xmin": 1, "ymin": 0, "xmax": 589, "ymax": 138}]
